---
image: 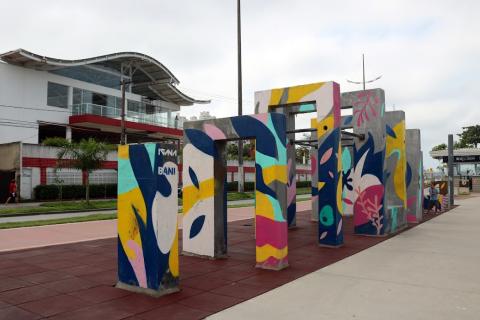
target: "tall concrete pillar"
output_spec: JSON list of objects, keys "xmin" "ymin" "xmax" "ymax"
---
[
  {"xmin": 342, "ymin": 89, "xmax": 387, "ymax": 236},
  {"xmin": 406, "ymin": 129, "xmax": 423, "ymax": 223},
  {"xmin": 384, "ymin": 111, "xmax": 407, "ymax": 233}
]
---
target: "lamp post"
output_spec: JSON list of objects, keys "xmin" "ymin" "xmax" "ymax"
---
[
  {"xmin": 347, "ymin": 54, "xmax": 382, "ymax": 90},
  {"xmin": 237, "ymin": 0, "xmax": 244, "ymax": 192}
]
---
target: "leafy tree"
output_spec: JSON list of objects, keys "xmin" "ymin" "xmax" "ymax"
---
[
  {"xmin": 458, "ymin": 125, "xmax": 480, "ymax": 148},
  {"xmin": 296, "ymin": 146, "xmax": 310, "ymax": 164},
  {"xmin": 43, "ymin": 138, "xmax": 112, "ymax": 204},
  {"xmin": 226, "ymin": 140, "xmax": 254, "ymax": 160},
  {"xmin": 431, "ymin": 143, "xmax": 447, "ymax": 151},
  {"xmin": 454, "ymin": 140, "xmax": 468, "ymax": 149}
]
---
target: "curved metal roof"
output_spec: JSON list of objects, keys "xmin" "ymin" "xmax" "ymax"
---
[{"xmin": 0, "ymin": 48, "xmax": 209, "ymax": 106}]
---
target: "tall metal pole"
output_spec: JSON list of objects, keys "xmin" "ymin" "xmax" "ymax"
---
[
  {"xmin": 237, "ymin": 0, "xmax": 244, "ymax": 192},
  {"xmin": 362, "ymin": 53, "xmax": 366, "ymax": 91},
  {"xmin": 120, "ymin": 79, "xmax": 127, "ymax": 145},
  {"xmin": 448, "ymin": 134, "xmax": 454, "ymax": 206}
]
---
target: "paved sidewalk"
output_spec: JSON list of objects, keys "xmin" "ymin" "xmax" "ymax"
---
[
  {"xmin": 209, "ymin": 196, "xmax": 480, "ymax": 320},
  {"xmin": 0, "ymin": 202, "xmax": 306, "ymax": 252},
  {"xmin": 0, "ymin": 194, "xmax": 311, "ymax": 224}
]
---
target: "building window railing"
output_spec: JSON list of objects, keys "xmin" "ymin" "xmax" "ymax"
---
[{"xmin": 70, "ymin": 103, "xmax": 183, "ymax": 129}]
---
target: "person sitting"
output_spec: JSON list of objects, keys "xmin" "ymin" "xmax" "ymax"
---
[{"xmin": 427, "ymin": 182, "xmax": 440, "ymax": 214}]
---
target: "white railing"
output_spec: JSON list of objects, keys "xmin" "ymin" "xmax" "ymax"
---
[{"xmin": 70, "ymin": 103, "xmax": 183, "ymax": 129}]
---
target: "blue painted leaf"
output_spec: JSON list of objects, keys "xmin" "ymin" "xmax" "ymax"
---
[
  {"xmin": 344, "ymin": 115, "xmax": 353, "ymax": 125},
  {"xmin": 386, "ymin": 125, "xmax": 397, "ymax": 138},
  {"xmin": 189, "ymin": 215, "xmax": 206, "ymax": 239},
  {"xmin": 189, "ymin": 167, "xmax": 199, "ymax": 189},
  {"xmin": 406, "ymin": 163, "xmax": 412, "ymax": 187}
]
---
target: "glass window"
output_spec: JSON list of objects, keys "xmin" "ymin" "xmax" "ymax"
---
[{"xmin": 47, "ymin": 82, "xmax": 69, "ymax": 108}]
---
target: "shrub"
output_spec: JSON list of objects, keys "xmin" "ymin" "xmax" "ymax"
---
[{"xmin": 34, "ymin": 184, "xmax": 117, "ymax": 201}]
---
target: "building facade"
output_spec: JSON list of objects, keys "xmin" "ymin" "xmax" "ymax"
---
[{"xmin": 0, "ymin": 49, "xmax": 208, "ymax": 200}]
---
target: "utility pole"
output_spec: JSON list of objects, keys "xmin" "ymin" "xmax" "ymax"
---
[
  {"xmin": 448, "ymin": 134, "xmax": 454, "ymax": 206},
  {"xmin": 120, "ymin": 79, "xmax": 127, "ymax": 145},
  {"xmin": 237, "ymin": 0, "xmax": 244, "ymax": 192},
  {"xmin": 347, "ymin": 54, "xmax": 382, "ymax": 90}
]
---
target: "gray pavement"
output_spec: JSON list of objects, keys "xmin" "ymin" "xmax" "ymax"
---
[{"xmin": 209, "ymin": 195, "xmax": 480, "ymax": 320}]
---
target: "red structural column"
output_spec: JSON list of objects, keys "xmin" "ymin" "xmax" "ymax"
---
[{"xmin": 40, "ymin": 168, "xmax": 47, "ymax": 185}]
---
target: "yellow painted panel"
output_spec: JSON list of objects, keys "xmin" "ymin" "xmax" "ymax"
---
[
  {"xmin": 316, "ymin": 115, "xmax": 334, "ymax": 139},
  {"xmin": 269, "ymin": 82, "xmax": 325, "ymax": 106},
  {"xmin": 118, "ymin": 145, "xmax": 129, "ymax": 159},
  {"xmin": 262, "ymin": 165, "xmax": 287, "ymax": 185},
  {"xmin": 255, "ymin": 191, "xmax": 275, "ymax": 220},
  {"xmin": 118, "ymin": 187, "xmax": 146, "ymax": 259}
]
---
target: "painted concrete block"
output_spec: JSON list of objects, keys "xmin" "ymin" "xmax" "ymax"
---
[
  {"xmin": 182, "ymin": 113, "xmax": 288, "ymax": 270},
  {"xmin": 406, "ymin": 129, "xmax": 423, "ymax": 223},
  {"xmin": 117, "ymin": 142, "xmax": 179, "ymax": 296}
]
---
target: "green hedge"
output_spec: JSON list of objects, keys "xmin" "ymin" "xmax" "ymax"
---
[
  {"xmin": 34, "ymin": 180, "xmax": 311, "ymax": 200},
  {"xmin": 34, "ymin": 184, "xmax": 117, "ymax": 201},
  {"xmin": 225, "ymin": 180, "xmax": 311, "ymax": 192}
]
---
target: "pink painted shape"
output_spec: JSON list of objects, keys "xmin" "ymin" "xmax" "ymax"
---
[
  {"xmin": 407, "ymin": 214, "xmax": 417, "ymax": 223},
  {"xmin": 127, "ymin": 240, "xmax": 147, "ymax": 288},
  {"xmin": 311, "ymin": 155, "xmax": 317, "ymax": 175},
  {"xmin": 354, "ymin": 184, "xmax": 384, "ymax": 229},
  {"xmin": 249, "ymin": 113, "xmax": 269, "ymax": 124},
  {"xmin": 255, "ymin": 215, "xmax": 288, "ymax": 248},
  {"xmin": 328, "ymin": 171, "xmax": 334, "ymax": 178},
  {"xmin": 407, "ymin": 196, "xmax": 416, "ymax": 208},
  {"xmin": 203, "ymin": 123, "xmax": 226, "ymax": 140},
  {"xmin": 320, "ymin": 148, "xmax": 333, "ymax": 165}
]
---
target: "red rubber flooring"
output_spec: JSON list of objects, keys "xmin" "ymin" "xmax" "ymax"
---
[{"xmin": 0, "ymin": 210, "xmax": 444, "ymax": 320}]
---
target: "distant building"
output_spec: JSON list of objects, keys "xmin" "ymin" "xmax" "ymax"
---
[
  {"xmin": 0, "ymin": 49, "xmax": 208, "ymax": 200},
  {"xmin": 430, "ymin": 148, "xmax": 480, "ymax": 192}
]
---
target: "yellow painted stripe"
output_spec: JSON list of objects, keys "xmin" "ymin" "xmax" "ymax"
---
[
  {"xmin": 182, "ymin": 178, "xmax": 215, "ymax": 215},
  {"xmin": 255, "ymin": 191, "xmax": 275, "ymax": 220},
  {"xmin": 256, "ymin": 244, "xmax": 288, "ymax": 262},
  {"xmin": 262, "ymin": 165, "xmax": 287, "ymax": 185},
  {"xmin": 168, "ymin": 227, "xmax": 179, "ymax": 277}
]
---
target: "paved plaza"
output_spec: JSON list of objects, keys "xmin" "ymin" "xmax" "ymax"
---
[{"xmin": 0, "ymin": 197, "xmax": 477, "ymax": 319}]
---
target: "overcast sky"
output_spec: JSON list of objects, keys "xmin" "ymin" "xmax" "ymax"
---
[{"xmin": 1, "ymin": 0, "xmax": 479, "ymax": 168}]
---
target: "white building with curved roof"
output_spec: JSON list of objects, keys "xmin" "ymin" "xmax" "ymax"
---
[{"xmin": 0, "ymin": 49, "xmax": 209, "ymax": 200}]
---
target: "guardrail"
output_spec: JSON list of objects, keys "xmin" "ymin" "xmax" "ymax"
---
[{"xmin": 70, "ymin": 103, "xmax": 183, "ymax": 129}]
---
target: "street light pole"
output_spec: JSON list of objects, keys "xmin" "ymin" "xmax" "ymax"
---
[
  {"xmin": 347, "ymin": 53, "xmax": 382, "ymax": 91},
  {"xmin": 237, "ymin": 0, "xmax": 244, "ymax": 192},
  {"xmin": 362, "ymin": 54, "xmax": 365, "ymax": 91}
]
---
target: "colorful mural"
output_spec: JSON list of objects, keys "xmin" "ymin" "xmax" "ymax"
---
[
  {"xmin": 342, "ymin": 89, "xmax": 387, "ymax": 236},
  {"xmin": 384, "ymin": 111, "xmax": 408, "ymax": 233},
  {"xmin": 406, "ymin": 129, "xmax": 424, "ymax": 223},
  {"xmin": 182, "ymin": 113, "xmax": 288, "ymax": 270},
  {"xmin": 117, "ymin": 143, "xmax": 179, "ymax": 296},
  {"xmin": 255, "ymin": 82, "xmax": 343, "ymax": 246}
]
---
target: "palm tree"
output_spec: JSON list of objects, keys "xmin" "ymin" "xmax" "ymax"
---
[{"xmin": 43, "ymin": 137, "xmax": 112, "ymax": 204}]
